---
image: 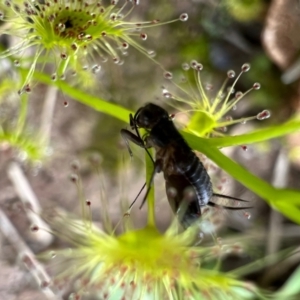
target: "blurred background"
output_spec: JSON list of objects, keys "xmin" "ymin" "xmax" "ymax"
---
[{"xmin": 1, "ymin": 0, "xmax": 300, "ymax": 299}]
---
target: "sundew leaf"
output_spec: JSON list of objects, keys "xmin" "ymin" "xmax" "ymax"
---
[
  {"xmin": 197, "ymin": 117, "xmax": 300, "ymax": 147},
  {"xmin": 0, "ymin": 131, "xmax": 44, "ymax": 161}
]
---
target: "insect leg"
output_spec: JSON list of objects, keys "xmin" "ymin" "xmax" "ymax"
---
[
  {"xmin": 121, "ymin": 129, "xmax": 156, "ymax": 210},
  {"xmin": 120, "ymin": 129, "xmax": 145, "ymax": 158},
  {"xmin": 120, "ymin": 129, "xmax": 154, "ymax": 164},
  {"xmin": 139, "ymin": 159, "xmax": 162, "ymax": 209}
]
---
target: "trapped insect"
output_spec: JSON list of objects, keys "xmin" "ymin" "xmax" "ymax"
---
[{"xmin": 121, "ymin": 103, "xmax": 250, "ymax": 228}]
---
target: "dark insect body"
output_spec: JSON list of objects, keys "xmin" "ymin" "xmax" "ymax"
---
[{"xmin": 121, "ymin": 103, "xmax": 249, "ymax": 228}]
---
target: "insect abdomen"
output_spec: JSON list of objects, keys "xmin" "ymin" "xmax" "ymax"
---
[{"xmin": 183, "ymin": 154, "xmax": 213, "ymax": 206}]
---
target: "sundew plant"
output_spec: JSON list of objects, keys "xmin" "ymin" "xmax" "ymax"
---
[{"xmin": 1, "ymin": 0, "xmax": 300, "ymax": 299}]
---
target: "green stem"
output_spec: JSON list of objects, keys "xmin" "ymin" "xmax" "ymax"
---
[
  {"xmin": 16, "ymin": 94, "xmax": 28, "ymax": 137},
  {"xmin": 146, "ymin": 151, "xmax": 155, "ymax": 226}
]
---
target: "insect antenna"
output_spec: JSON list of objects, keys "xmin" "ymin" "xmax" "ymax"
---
[
  {"xmin": 128, "ymin": 182, "xmax": 147, "ymax": 210},
  {"xmin": 138, "ymin": 162, "xmax": 161, "ymax": 210},
  {"xmin": 209, "ymin": 193, "xmax": 252, "ymax": 210},
  {"xmin": 126, "ymin": 161, "xmax": 160, "ymax": 213},
  {"xmin": 212, "ymin": 193, "xmax": 249, "ymax": 202},
  {"xmin": 208, "ymin": 201, "xmax": 252, "ymax": 210}
]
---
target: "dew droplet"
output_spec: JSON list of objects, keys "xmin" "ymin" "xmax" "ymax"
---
[
  {"xmin": 122, "ymin": 42, "xmax": 129, "ymax": 49},
  {"xmin": 51, "ymin": 73, "xmax": 57, "ymax": 81},
  {"xmin": 71, "ymin": 160, "xmax": 80, "ymax": 170},
  {"xmin": 163, "ymin": 92, "xmax": 172, "ymax": 98},
  {"xmin": 218, "ymin": 126, "xmax": 227, "ymax": 132},
  {"xmin": 150, "ymin": 18, "xmax": 159, "ymax": 24},
  {"xmin": 162, "ymin": 88, "xmax": 171, "ymax": 98},
  {"xmin": 18, "ymin": 151, "xmax": 28, "ymax": 161},
  {"xmin": 22, "ymin": 254, "xmax": 34, "ymax": 269},
  {"xmin": 241, "ymin": 63, "xmax": 250, "ymax": 72},
  {"xmin": 45, "ymin": 147, "xmax": 53, "ymax": 156},
  {"xmin": 244, "ymin": 211, "xmax": 251, "ymax": 219},
  {"xmin": 110, "ymin": 13, "xmax": 117, "ymax": 21},
  {"xmin": 71, "ymin": 43, "xmax": 78, "ymax": 51},
  {"xmin": 227, "ymin": 70, "xmax": 235, "ymax": 78},
  {"xmin": 69, "ymin": 293, "xmax": 81, "ymax": 300},
  {"xmin": 190, "ymin": 60, "xmax": 198, "ymax": 69},
  {"xmin": 253, "ymin": 82, "xmax": 261, "ymax": 90},
  {"xmin": 205, "ymin": 83, "xmax": 213, "ymax": 91},
  {"xmin": 50, "ymin": 251, "xmax": 56, "ymax": 259},
  {"xmin": 140, "ymin": 33, "xmax": 147, "ymax": 40},
  {"xmin": 196, "ymin": 63, "xmax": 203, "ymax": 71},
  {"xmin": 227, "ymin": 86, "xmax": 235, "ymax": 94},
  {"xmin": 89, "ymin": 152, "xmax": 103, "ymax": 165},
  {"xmin": 235, "ymin": 91, "xmax": 243, "ymax": 99},
  {"xmin": 232, "ymin": 243, "xmax": 243, "ymax": 254},
  {"xmin": 147, "ymin": 50, "xmax": 156, "ymax": 57},
  {"xmin": 60, "ymin": 53, "xmax": 68, "ymax": 60},
  {"xmin": 41, "ymin": 281, "xmax": 50, "ymax": 289},
  {"xmin": 182, "ymin": 63, "xmax": 190, "ymax": 71},
  {"xmin": 92, "ymin": 64, "xmax": 101, "ymax": 73},
  {"xmin": 30, "ymin": 224, "xmax": 39, "ymax": 232},
  {"xmin": 117, "ymin": 59, "xmax": 124, "ymax": 65},
  {"xmin": 179, "ymin": 13, "xmax": 188, "ymax": 21},
  {"xmin": 113, "ymin": 57, "xmax": 120, "ymax": 64},
  {"xmin": 63, "ymin": 101, "xmax": 69, "ymax": 107},
  {"xmin": 164, "ymin": 71, "xmax": 173, "ymax": 79},
  {"xmin": 57, "ymin": 22, "xmax": 65, "ymax": 32},
  {"xmin": 24, "ymin": 84, "xmax": 31, "ymax": 93},
  {"xmin": 69, "ymin": 173, "xmax": 78, "ymax": 183},
  {"xmin": 256, "ymin": 109, "xmax": 271, "ymax": 120}
]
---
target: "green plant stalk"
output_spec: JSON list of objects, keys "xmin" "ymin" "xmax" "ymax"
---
[
  {"xmin": 145, "ymin": 150, "xmax": 155, "ymax": 227},
  {"xmin": 16, "ymin": 93, "xmax": 28, "ymax": 137}
]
